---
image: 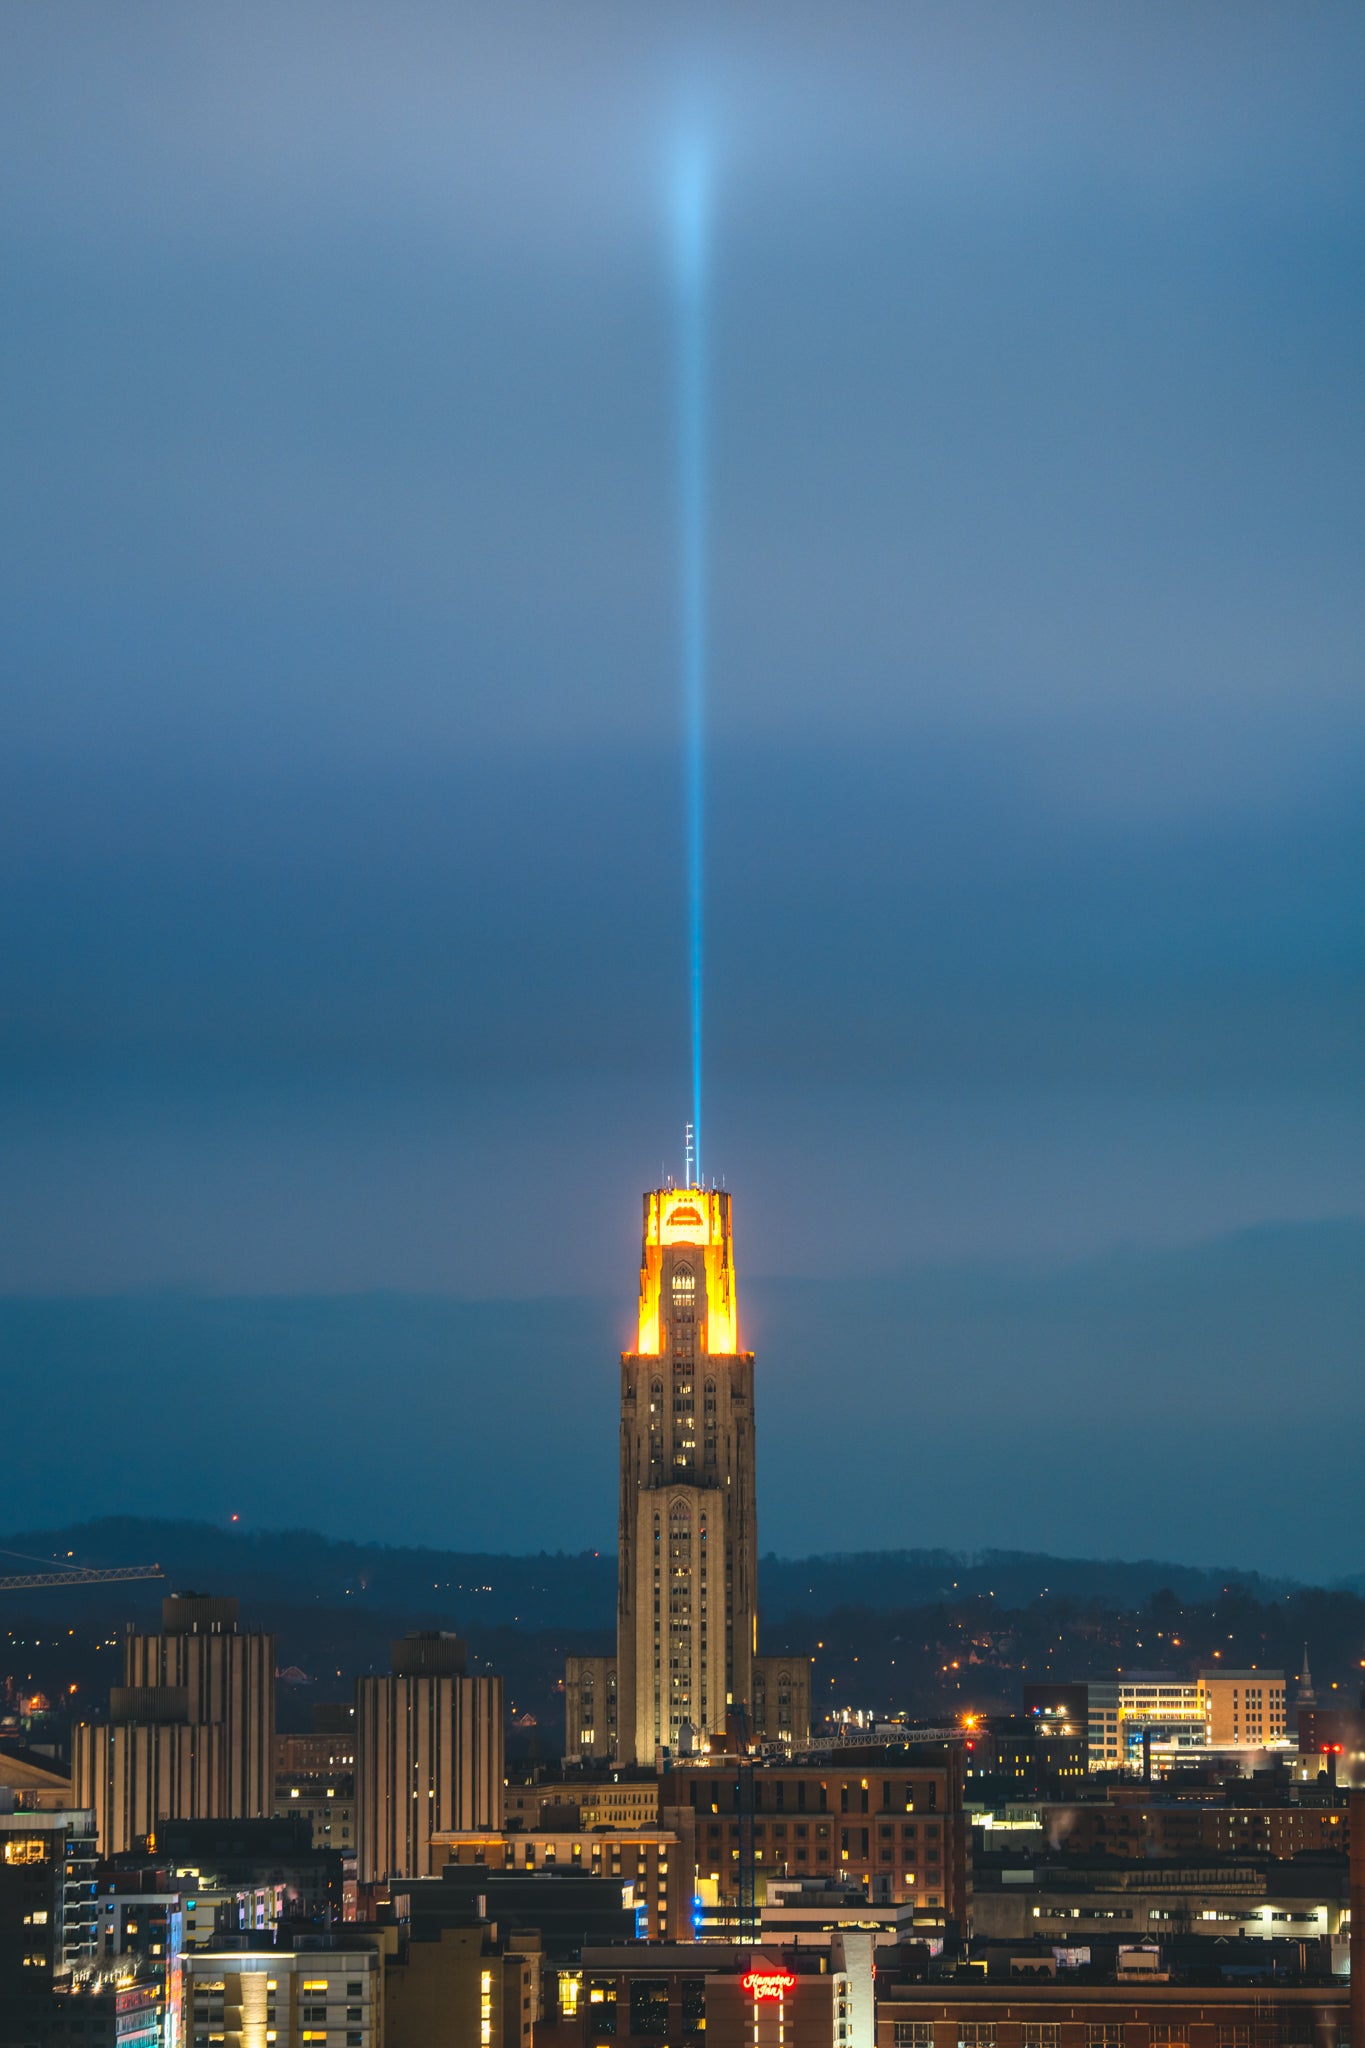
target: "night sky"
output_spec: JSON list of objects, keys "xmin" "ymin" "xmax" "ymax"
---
[{"xmin": 2, "ymin": 7, "xmax": 1362, "ymax": 1574}]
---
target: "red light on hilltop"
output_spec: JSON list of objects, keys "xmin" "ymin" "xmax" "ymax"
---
[{"xmin": 742, "ymin": 1972, "xmax": 796, "ymax": 2002}]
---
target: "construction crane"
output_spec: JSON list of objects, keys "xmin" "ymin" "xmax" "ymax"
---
[{"xmin": 0, "ymin": 1546, "xmax": 163, "ymax": 1593}]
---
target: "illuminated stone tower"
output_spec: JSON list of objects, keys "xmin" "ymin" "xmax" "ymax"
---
[
  {"xmin": 566, "ymin": 1185, "xmax": 808, "ymax": 1765},
  {"xmin": 617, "ymin": 1185, "xmax": 755, "ymax": 1764}
]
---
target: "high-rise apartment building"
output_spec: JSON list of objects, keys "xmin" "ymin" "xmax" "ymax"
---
[
  {"xmin": 125, "ymin": 1594, "xmax": 275, "ymax": 1816},
  {"xmin": 566, "ymin": 1184, "xmax": 809, "ymax": 1764},
  {"xmin": 73, "ymin": 1594, "xmax": 275, "ymax": 1856},
  {"xmin": 355, "ymin": 1632, "xmax": 503, "ymax": 1883}
]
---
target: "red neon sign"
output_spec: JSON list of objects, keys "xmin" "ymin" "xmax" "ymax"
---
[{"xmin": 742, "ymin": 1971, "xmax": 796, "ymax": 2001}]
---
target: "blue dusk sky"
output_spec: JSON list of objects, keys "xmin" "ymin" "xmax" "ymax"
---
[{"xmin": 1, "ymin": 6, "xmax": 1362, "ymax": 1574}]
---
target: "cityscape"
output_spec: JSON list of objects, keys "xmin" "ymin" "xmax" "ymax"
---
[{"xmin": 3, "ymin": 9, "xmax": 1363, "ymax": 2048}]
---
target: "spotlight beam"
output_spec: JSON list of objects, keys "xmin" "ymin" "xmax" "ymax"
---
[{"xmin": 673, "ymin": 141, "xmax": 710, "ymax": 1189}]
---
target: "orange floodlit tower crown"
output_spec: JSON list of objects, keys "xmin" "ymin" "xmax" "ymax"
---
[{"xmin": 634, "ymin": 1184, "xmax": 738, "ymax": 1357}]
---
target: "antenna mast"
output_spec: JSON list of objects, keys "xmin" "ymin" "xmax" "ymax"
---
[{"xmin": 684, "ymin": 1122, "xmax": 695, "ymax": 1188}]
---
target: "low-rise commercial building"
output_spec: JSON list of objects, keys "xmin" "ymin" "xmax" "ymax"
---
[
  {"xmin": 431, "ymin": 1820, "xmax": 696, "ymax": 1942},
  {"xmin": 1015, "ymin": 1798, "xmax": 1349, "ymax": 1864},
  {"xmin": 180, "ymin": 1940, "xmax": 382, "ymax": 2048},
  {"xmin": 539, "ymin": 1939, "xmax": 871, "ymax": 2048},
  {"xmin": 0, "ymin": 1741, "xmax": 74, "ymax": 1813},
  {"xmin": 970, "ymin": 1854, "xmax": 1348, "ymax": 1946},
  {"xmin": 873, "ymin": 1979, "xmax": 1348, "ymax": 2048}
]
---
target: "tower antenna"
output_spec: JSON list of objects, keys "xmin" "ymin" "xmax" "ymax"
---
[{"xmin": 684, "ymin": 1122, "xmax": 695, "ymax": 1188}]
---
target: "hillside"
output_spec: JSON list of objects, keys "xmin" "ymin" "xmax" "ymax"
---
[{"xmin": 0, "ymin": 1517, "xmax": 1302, "ymax": 1634}]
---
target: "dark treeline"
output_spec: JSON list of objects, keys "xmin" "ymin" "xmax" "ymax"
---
[
  {"xmin": 2, "ymin": 1521, "xmax": 1363, "ymax": 1755},
  {"xmin": 0, "ymin": 1519, "xmax": 1306, "ymax": 1633},
  {"xmin": 763, "ymin": 1582, "xmax": 1365, "ymax": 1726}
]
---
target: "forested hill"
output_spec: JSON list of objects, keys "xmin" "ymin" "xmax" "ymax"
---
[
  {"xmin": 6, "ymin": 1520, "xmax": 1363, "ymax": 1743},
  {"xmin": 0, "ymin": 1518, "xmax": 1307, "ymax": 1634}
]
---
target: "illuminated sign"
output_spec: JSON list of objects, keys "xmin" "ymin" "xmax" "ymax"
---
[{"xmin": 742, "ymin": 1971, "xmax": 796, "ymax": 2001}]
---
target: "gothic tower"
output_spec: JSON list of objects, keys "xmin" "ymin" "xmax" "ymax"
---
[
  {"xmin": 564, "ymin": 1182, "xmax": 808, "ymax": 1765},
  {"xmin": 616, "ymin": 1185, "xmax": 755, "ymax": 1763}
]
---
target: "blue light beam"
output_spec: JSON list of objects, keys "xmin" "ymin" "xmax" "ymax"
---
[{"xmin": 673, "ymin": 140, "xmax": 710, "ymax": 1189}]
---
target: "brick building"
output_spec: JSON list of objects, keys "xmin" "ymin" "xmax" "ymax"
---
[
  {"xmin": 663, "ymin": 1750, "xmax": 971, "ymax": 1919},
  {"xmin": 874, "ymin": 1982, "xmax": 1348, "ymax": 2048}
]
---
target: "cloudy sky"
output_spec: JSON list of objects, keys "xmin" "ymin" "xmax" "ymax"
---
[{"xmin": 2, "ymin": 7, "xmax": 1362, "ymax": 1570}]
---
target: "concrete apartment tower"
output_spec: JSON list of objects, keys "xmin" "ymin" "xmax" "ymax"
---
[
  {"xmin": 124, "ymin": 1593, "xmax": 275, "ymax": 1815},
  {"xmin": 73, "ymin": 1593, "xmax": 274, "ymax": 1856},
  {"xmin": 566, "ymin": 1185, "xmax": 808, "ymax": 1764},
  {"xmin": 355, "ymin": 1632, "xmax": 503, "ymax": 1883}
]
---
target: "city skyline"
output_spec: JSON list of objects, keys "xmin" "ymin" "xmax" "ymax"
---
[
  {"xmin": 4, "ymin": 14, "xmax": 1365, "ymax": 2044},
  {"xmin": 2, "ymin": 6, "xmax": 1363, "ymax": 1574}
]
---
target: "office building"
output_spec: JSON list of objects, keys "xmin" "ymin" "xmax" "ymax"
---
[
  {"xmin": 1079, "ymin": 1672, "xmax": 1286, "ymax": 1772},
  {"xmin": 355, "ymin": 1633, "xmax": 503, "ymax": 1884},
  {"xmin": 566, "ymin": 1184, "xmax": 810, "ymax": 1764},
  {"xmin": 1203, "ymin": 1671, "xmax": 1287, "ymax": 1747}
]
